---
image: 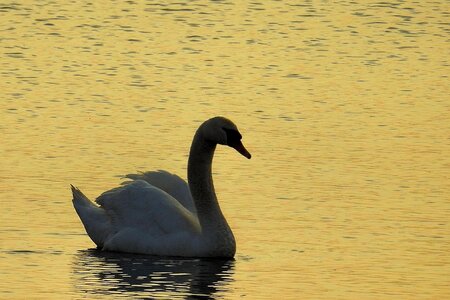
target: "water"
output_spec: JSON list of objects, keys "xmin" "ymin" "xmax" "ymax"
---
[{"xmin": 1, "ymin": 1, "xmax": 449, "ymax": 299}]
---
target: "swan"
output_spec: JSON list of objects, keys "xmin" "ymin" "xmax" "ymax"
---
[{"xmin": 71, "ymin": 116, "xmax": 251, "ymax": 258}]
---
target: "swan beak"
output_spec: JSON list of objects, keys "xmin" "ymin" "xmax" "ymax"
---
[{"xmin": 232, "ymin": 140, "xmax": 251, "ymax": 159}]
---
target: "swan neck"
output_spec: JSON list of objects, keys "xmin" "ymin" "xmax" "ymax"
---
[
  {"xmin": 188, "ymin": 131, "xmax": 218, "ymax": 214},
  {"xmin": 187, "ymin": 126, "xmax": 236, "ymax": 257}
]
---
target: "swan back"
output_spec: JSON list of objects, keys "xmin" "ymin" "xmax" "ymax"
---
[{"xmin": 123, "ymin": 170, "xmax": 196, "ymax": 214}]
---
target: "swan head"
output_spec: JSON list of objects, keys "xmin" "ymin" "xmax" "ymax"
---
[{"xmin": 201, "ymin": 116, "xmax": 251, "ymax": 159}]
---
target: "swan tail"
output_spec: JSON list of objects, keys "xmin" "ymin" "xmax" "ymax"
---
[{"xmin": 71, "ymin": 185, "xmax": 112, "ymax": 248}]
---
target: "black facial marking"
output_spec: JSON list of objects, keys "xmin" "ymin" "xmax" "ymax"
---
[{"xmin": 223, "ymin": 128, "xmax": 242, "ymax": 146}]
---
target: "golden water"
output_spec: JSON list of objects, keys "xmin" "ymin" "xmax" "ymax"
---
[{"xmin": 1, "ymin": 1, "xmax": 449, "ymax": 299}]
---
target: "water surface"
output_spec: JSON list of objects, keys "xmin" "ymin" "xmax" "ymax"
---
[{"xmin": 1, "ymin": 1, "xmax": 449, "ymax": 299}]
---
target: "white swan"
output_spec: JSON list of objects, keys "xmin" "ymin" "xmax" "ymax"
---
[{"xmin": 71, "ymin": 116, "xmax": 251, "ymax": 258}]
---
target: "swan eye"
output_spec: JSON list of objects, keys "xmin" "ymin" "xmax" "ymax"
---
[{"xmin": 223, "ymin": 128, "xmax": 242, "ymax": 145}]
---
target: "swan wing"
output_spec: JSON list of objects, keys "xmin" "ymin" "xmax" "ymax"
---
[
  {"xmin": 94, "ymin": 180, "xmax": 201, "ymax": 255},
  {"xmin": 123, "ymin": 170, "xmax": 196, "ymax": 214},
  {"xmin": 97, "ymin": 179, "xmax": 199, "ymax": 231}
]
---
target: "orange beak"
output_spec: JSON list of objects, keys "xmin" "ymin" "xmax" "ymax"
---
[{"xmin": 232, "ymin": 140, "xmax": 251, "ymax": 159}]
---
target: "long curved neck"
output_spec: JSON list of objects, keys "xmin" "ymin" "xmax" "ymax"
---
[{"xmin": 187, "ymin": 130, "xmax": 227, "ymax": 231}]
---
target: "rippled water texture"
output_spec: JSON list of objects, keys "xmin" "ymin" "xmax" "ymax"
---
[{"xmin": 1, "ymin": 1, "xmax": 449, "ymax": 299}]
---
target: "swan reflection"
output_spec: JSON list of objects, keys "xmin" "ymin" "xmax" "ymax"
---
[{"xmin": 72, "ymin": 249, "xmax": 235, "ymax": 299}]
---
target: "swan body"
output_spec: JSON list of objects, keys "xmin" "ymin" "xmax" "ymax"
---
[{"xmin": 72, "ymin": 117, "xmax": 251, "ymax": 258}]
